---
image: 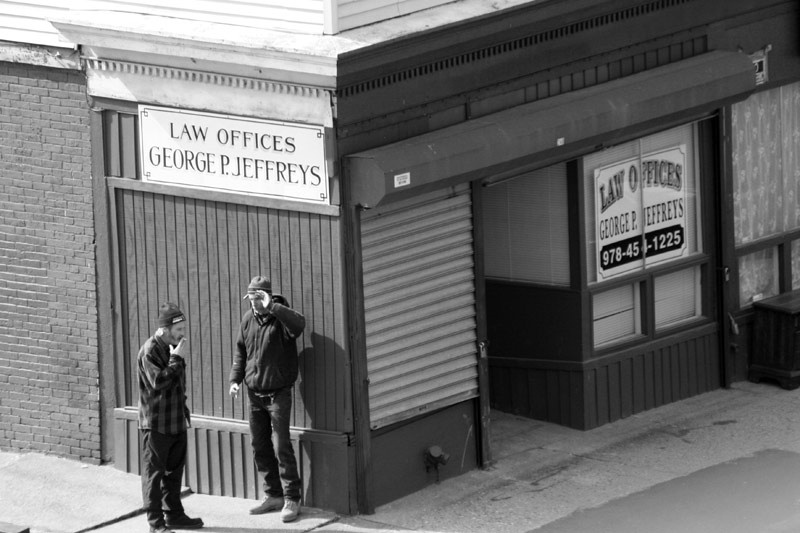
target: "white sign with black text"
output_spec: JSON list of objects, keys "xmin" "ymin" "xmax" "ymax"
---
[
  {"xmin": 139, "ymin": 106, "xmax": 329, "ymax": 204},
  {"xmin": 595, "ymin": 145, "xmax": 688, "ymax": 280}
]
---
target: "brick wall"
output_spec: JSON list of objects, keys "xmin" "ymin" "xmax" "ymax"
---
[{"xmin": 0, "ymin": 61, "xmax": 100, "ymax": 463}]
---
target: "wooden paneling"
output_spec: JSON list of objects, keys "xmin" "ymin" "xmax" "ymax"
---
[
  {"xmin": 102, "ymin": 106, "xmax": 348, "ymax": 431},
  {"xmin": 113, "ymin": 186, "xmax": 348, "ymax": 432},
  {"xmin": 103, "ymin": 107, "xmax": 351, "ymax": 512},
  {"xmin": 749, "ymin": 293, "xmax": 800, "ymax": 389},
  {"xmin": 114, "ymin": 408, "xmax": 353, "ymax": 512},
  {"xmin": 489, "ymin": 327, "xmax": 720, "ymax": 429}
]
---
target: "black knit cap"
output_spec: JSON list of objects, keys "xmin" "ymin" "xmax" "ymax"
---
[
  {"xmin": 245, "ymin": 275, "xmax": 272, "ymax": 297},
  {"xmin": 157, "ymin": 302, "xmax": 186, "ymax": 328}
]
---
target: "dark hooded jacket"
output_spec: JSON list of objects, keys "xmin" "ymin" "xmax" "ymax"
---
[{"xmin": 229, "ymin": 294, "xmax": 306, "ymax": 392}]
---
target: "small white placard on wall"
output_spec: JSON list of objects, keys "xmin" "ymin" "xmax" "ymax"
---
[{"xmin": 394, "ymin": 172, "xmax": 411, "ymax": 188}]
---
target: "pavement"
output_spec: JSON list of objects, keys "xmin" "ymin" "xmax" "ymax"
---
[{"xmin": 3, "ymin": 380, "xmax": 800, "ymax": 533}]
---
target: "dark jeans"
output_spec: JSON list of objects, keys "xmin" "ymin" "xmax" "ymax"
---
[
  {"xmin": 248, "ymin": 387, "xmax": 301, "ymax": 501},
  {"xmin": 141, "ymin": 429, "xmax": 187, "ymax": 528}
]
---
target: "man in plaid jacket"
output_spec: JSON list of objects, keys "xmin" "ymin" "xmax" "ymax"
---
[{"xmin": 138, "ymin": 302, "xmax": 204, "ymax": 533}]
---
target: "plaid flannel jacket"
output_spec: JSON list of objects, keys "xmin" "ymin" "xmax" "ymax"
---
[{"xmin": 137, "ymin": 335, "xmax": 191, "ymax": 434}]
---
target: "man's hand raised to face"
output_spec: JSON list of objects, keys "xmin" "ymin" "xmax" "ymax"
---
[
  {"xmin": 170, "ymin": 337, "xmax": 188, "ymax": 358},
  {"xmin": 257, "ymin": 290, "xmax": 271, "ymax": 307}
]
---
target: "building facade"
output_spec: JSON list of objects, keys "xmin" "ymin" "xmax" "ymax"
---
[{"xmin": 1, "ymin": 0, "xmax": 799, "ymax": 515}]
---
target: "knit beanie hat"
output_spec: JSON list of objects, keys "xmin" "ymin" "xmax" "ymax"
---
[
  {"xmin": 245, "ymin": 276, "xmax": 272, "ymax": 298},
  {"xmin": 157, "ymin": 302, "xmax": 186, "ymax": 328}
]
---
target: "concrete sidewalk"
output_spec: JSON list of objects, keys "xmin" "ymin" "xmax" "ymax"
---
[{"xmin": 2, "ymin": 381, "xmax": 800, "ymax": 533}]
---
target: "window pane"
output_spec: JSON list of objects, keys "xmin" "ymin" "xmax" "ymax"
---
[
  {"xmin": 781, "ymin": 83, "xmax": 800, "ymax": 232},
  {"xmin": 584, "ymin": 123, "xmax": 700, "ymax": 283},
  {"xmin": 731, "ymin": 88, "xmax": 782, "ymax": 244},
  {"xmin": 655, "ymin": 267, "xmax": 701, "ymax": 330},
  {"xmin": 593, "ymin": 284, "xmax": 641, "ymax": 346},
  {"xmin": 483, "ymin": 164, "xmax": 569, "ymax": 285},
  {"xmin": 793, "ymin": 240, "xmax": 800, "ymax": 290},
  {"xmin": 738, "ymin": 248, "xmax": 779, "ymax": 307},
  {"xmin": 732, "ymin": 82, "xmax": 800, "ymax": 243}
]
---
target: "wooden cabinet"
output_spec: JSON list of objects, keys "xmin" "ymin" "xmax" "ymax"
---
[{"xmin": 749, "ymin": 290, "xmax": 800, "ymax": 390}]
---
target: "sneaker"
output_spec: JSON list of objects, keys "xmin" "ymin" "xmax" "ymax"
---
[
  {"xmin": 150, "ymin": 526, "xmax": 173, "ymax": 533},
  {"xmin": 281, "ymin": 499, "xmax": 300, "ymax": 523},
  {"xmin": 249, "ymin": 495, "xmax": 284, "ymax": 515},
  {"xmin": 165, "ymin": 513, "xmax": 204, "ymax": 529}
]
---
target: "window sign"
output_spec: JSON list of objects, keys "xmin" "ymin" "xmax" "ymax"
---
[
  {"xmin": 595, "ymin": 145, "xmax": 687, "ymax": 280},
  {"xmin": 139, "ymin": 106, "xmax": 329, "ymax": 204}
]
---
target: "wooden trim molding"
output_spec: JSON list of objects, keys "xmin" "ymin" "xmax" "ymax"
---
[
  {"xmin": 106, "ymin": 177, "xmax": 340, "ymax": 217},
  {"xmin": 83, "ymin": 58, "xmax": 335, "ymax": 127},
  {"xmin": 87, "ymin": 59, "xmax": 329, "ymax": 99},
  {"xmin": 338, "ymin": 0, "xmax": 700, "ymax": 97}
]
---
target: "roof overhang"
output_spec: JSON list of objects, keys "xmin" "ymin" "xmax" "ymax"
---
[
  {"xmin": 49, "ymin": 11, "xmax": 343, "ymax": 87},
  {"xmin": 345, "ymin": 50, "xmax": 757, "ymax": 208}
]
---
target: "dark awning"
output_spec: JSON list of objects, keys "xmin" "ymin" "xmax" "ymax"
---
[{"xmin": 346, "ymin": 50, "xmax": 756, "ymax": 208}]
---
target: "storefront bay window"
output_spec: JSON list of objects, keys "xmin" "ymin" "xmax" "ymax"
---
[
  {"xmin": 481, "ymin": 118, "xmax": 725, "ymax": 429},
  {"xmin": 584, "ymin": 123, "xmax": 707, "ymax": 347},
  {"xmin": 732, "ymin": 81, "xmax": 800, "ymax": 307}
]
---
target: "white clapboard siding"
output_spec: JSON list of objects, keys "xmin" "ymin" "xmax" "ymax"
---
[
  {"xmin": 361, "ymin": 183, "xmax": 479, "ymax": 429},
  {"xmin": 1, "ymin": 0, "xmax": 462, "ymax": 46},
  {"xmin": 0, "ymin": 0, "xmax": 324, "ymax": 47},
  {"xmin": 336, "ymin": 0, "xmax": 455, "ymax": 32},
  {"xmin": 0, "ymin": 3, "xmax": 74, "ymax": 47}
]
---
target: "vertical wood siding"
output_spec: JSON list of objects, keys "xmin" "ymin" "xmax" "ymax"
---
[
  {"xmin": 361, "ymin": 184, "xmax": 479, "ymax": 429},
  {"xmin": 489, "ymin": 327, "xmax": 721, "ymax": 429},
  {"xmin": 114, "ymin": 187, "xmax": 348, "ymax": 432},
  {"xmin": 102, "ymin": 107, "xmax": 348, "ymax": 434},
  {"xmin": 114, "ymin": 408, "xmax": 353, "ymax": 512},
  {"xmin": 104, "ymin": 108, "xmax": 351, "ymax": 511}
]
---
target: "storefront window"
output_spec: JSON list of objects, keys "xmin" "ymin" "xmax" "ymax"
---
[
  {"xmin": 732, "ymin": 81, "xmax": 800, "ymax": 306},
  {"xmin": 584, "ymin": 123, "xmax": 703, "ymax": 347},
  {"xmin": 584, "ymin": 124, "xmax": 701, "ymax": 283},
  {"xmin": 593, "ymin": 283, "xmax": 642, "ymax": 346},
  {"xmin": 732, "ymin": 81, "xmax": 800, "ymax": 243},
  {"xmin": 482, "ymin": 164, "xmax": 569, "ymax": 285},
  {"xmin": 654, "ymin": 267, "xmax": 701, "ymax": 330},
  {"xmin": 732, "ymin": 88, "xmax": 783, "ymax": 245},
  {"xmin": 738, "ymin": 248, "xmax": 779, "ymax": 307}
]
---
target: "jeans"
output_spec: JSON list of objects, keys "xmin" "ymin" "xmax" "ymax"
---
[
  {"xmin": 141, "ymin": 429, "xmax": 187, "ymax": 528},
  {"xmin": 248, "ymin": 387, "xmax": 301, "ymax": 501}
]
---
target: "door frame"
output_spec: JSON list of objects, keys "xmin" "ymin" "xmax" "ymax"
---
[
  {"xmin": 471, "ymin": 180, "xmax": 492, "ymax": 467},
  {"xmin": 707, "ymin": 113, "xmax": 736, "ymax": 387}
]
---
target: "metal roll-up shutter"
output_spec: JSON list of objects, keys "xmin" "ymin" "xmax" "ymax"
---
[{"xmin": 361, "ymin": 184, "xmax": 478, "ymax": 429}]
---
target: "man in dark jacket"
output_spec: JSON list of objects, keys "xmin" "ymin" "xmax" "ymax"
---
[
  {"xmin": 229, "ymin": 276, "xmax": 306, "ymax": 523},
  {"xmin": 138, "ymin": 302, "xmax": 204, "ymax": 533}
]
